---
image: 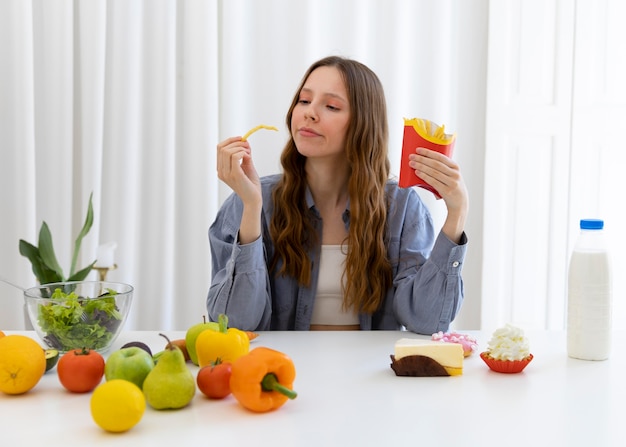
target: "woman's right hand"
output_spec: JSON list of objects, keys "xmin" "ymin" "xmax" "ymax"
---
[{"xmin": 216, "ymin": 136, "xmax": 262, "ymax": 207}]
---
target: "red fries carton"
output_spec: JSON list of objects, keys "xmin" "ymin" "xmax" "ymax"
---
[{"xmin": 399, "ymin": 118, "xmax": 456, "ymax": 198}]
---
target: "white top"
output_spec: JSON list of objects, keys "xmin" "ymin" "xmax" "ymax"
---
[{"xmin": 310, "ymin": 245, "xmax": 359, "ymax": 325}]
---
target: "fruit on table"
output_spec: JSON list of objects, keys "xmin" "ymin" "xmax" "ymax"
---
[
  {"xmin": 152, "ymin": 342, "xmax": 189, "ymax": 365},
  {"xmin": 105, "ymin": 346, "xmax": 154, "ymax": 389},
  {"xmin": 0, "ymin": 330, "xmax": 5, "ymax": 338},
  {"xmin": 91, "ymin": 379, "xmax": 146, "ymax": 433},
  {"xmin": 197, "ymin": 360, "xmax": 232, "ymax": 399},
  {"xmin": 196, "ymin": 313, "xmax": 250, "ymax": 367},
  {"xmin": 121, "ymin": 341, "xmax": 153, "ymax": 357},
  {"xmin": 44, "ymin": 349, "xmax": 59, "ymax": 372},
  {"xmin": 245, "ymin": 331, "xmax": 259, "ymax": 341},
  {"xmin": 57, "ymin": 348, "xmax": 105, "ymax": 393},
  {"xmin": 0, "ymin": 334, "xmax": 46, "ymax": 395},
  {"xmin": 143, "ymin": 333, "xmax": 196, "ymax": 410},
  {"xmin": 166, "ymin": 339, "xmax": 190, "ymax": 362},
  {"xmin": 152, "ymin": 350, "xmax": 165, "ymax": 364},
  {"xmin": 230, "ymin": 346, "xmax": 297, "ymax": 412},
  {"xmin": 185, "ymin": 316, "xmax": 219, "ymax": 365}
]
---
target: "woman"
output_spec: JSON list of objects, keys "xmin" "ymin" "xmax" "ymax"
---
[{"xmin": 209, "ymin": 56, "xmax": 468, "ymax": 333}]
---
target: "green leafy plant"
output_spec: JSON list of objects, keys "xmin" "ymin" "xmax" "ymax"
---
[{"xmin": 19, "ymin": 193, "xmax": 96, "ymax": 284}]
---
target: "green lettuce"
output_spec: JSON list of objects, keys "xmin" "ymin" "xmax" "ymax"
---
[{"xmin": 37, "ymin": 287, "xmax": 122, "ymax": 351}]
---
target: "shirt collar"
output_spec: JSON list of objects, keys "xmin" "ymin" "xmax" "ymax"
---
[
  {"xmin": 305, "ymin": 184, "xmax": 351, "ymax": 224},
  {"xmin": 305, "ymin": 185, "xmax": 351, "ymax": 210}
]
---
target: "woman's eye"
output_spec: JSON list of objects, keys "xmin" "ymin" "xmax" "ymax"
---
[
  {"xmin": 298, "ymin": 99, "xmax": 310, "ymax": 105},
  {"xmin": 327, "ymin": 105, "xmax": 339, "ymax": 111}
]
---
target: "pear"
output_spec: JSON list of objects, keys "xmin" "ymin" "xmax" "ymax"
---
[{"xmin": 142, "ymin": 333, "xmax": 196, "ymax": 410}]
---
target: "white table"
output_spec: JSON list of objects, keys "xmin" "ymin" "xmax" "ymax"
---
[{"xmin": 1, "ymin": 330, "xmax": 624, "ymax": 446}]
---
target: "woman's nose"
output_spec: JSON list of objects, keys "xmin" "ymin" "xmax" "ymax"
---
[{"xmin": 304, "ymin": 105, "xmax": 318, "ymax": 121}]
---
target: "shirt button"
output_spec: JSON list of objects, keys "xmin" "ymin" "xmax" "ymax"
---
[{"xmin": 452, "ymin": 261, "xmax": 460, "ymax": 268}]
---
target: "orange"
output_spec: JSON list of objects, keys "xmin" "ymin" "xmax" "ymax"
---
[
  {"xmin": 0, "ymin": 330, "xmax": 5, "ymax": 338},
  {"xmin": 0, "ymin": 334, "xmax": 46, "ymax": 394}
]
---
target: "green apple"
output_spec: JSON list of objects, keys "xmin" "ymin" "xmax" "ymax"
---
[
  {"xmin": 152, "ymin": 350, "xmax": 165, "ymax": 365},
  {"xmin": 121, "ymin": 341, "xmax": 153, "ymax": 357},
  {"xmin": 185, "ymin": 317, "xmax": 219, "ymax": 365},
  {"xmin": 105, "ymin": 346, "xmax": 155, "ymax": 389}
]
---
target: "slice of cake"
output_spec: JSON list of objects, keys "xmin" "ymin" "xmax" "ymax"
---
[{"xmin": 390, "ymin": 338, "xmax": 464, "ymax": 376}]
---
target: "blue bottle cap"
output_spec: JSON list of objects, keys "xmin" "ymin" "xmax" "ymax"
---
[{"xmin": 580, "ymin": 219, "xmax": 604, "ymax": 230}]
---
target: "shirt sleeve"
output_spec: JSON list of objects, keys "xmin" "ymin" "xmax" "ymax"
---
[
  {"xmin": 391, "ymin": 191, "xmax": 468, "ymax": 334},
  {"xmin": 206, "ymin": 194, "xmax": 272, "ymax": 331}
]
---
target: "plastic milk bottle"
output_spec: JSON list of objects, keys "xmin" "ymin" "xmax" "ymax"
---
[{"xmin": 567, "ymin": 219, "xmax": 612, "ymax": 360}]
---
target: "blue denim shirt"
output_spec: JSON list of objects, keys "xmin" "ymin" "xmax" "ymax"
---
[{"xmin": 207, "ymin": 174, "xmax": 467, "ymax": 334}]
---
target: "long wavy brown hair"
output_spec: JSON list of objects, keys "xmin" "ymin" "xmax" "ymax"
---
[{"xmin": 269, "ymin": 56, "xmax": 393, "ymax": 314}]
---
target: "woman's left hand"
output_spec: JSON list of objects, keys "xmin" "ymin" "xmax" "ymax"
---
[{"xmin": 408, "ymin": 148, "xmax": 468, "ymax": 243}]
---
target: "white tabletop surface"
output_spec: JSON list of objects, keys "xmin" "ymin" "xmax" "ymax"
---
[{"xmin": 1, "ymin": 329, "xmax": 624, "ymax": 446}]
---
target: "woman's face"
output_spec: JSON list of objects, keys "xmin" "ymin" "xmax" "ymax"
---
[{"xmin": 291, "ymin": 66, "xmax": 351, "ymax": 161}]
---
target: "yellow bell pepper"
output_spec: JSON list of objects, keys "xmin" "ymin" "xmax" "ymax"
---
[{"xmin": 196, "ymin": 314, "xmax": 250, "ymax": 367}]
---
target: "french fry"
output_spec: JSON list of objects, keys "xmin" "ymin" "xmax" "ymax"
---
[
  {"xmin": 404, "ymin": 118, "xmax": 453, "ymax": 143},
  {"xmin": 241, "ymin": 124, "xmax": 278, "ymax": 141}
]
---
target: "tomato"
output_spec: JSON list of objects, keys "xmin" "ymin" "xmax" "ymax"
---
[
  {"xmin": 196, "ymin": 361, "xmax": 232, "ymax": 399},
  {"xmin": 57, "ymin": 348, "xmax": 105, "ymax": 393}
]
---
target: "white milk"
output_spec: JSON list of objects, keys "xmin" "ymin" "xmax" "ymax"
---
[{"xmin": 567, "ymin": 249, "xmax": 612, "ymax": 360}]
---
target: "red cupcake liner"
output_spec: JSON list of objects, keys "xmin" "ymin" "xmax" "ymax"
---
[{"xmin": 480, "ymin": 352, "xmax": 533, "ymax": 374}]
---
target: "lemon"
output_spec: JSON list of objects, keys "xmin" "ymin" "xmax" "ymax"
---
[
  {"xmin": 44, "ymin": 349, "xmax": 59, "ymax": 372},
  {"xmin": 90, "ymin": 379, "xmax": 146, "ymax": 433}
]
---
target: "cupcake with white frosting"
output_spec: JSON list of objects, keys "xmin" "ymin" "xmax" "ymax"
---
[{"xmin": 480, "ymin": 324, "xmax": 533, "ymax": 373}]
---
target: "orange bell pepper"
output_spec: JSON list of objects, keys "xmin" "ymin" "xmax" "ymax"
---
[
  {"xmin": 230, "ymin": 347, "xmax": 297, "ymax": 412},
  {"xmin": 196, "ymin": 314, "xmax": 250, "ymax": 367}
]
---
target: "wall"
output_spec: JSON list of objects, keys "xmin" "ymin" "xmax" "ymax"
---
[{"xmin": 483, "ymin": 0, "xmax": 626, "ymax": 331}]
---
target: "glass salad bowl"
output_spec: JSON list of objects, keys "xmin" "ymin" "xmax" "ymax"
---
[{"xmin": 23, "ymin": 281, "xmax": 134, "ymax": 353}]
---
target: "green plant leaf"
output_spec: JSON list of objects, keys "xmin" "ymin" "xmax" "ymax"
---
[
  {"xmin": 67, "ymin": 260, "xmax": 97, "ymax": 282},
  {"xmin": 19, "ymin": 239, "xmax": 45, "ymax": 280},
  {"xmin": 19, "ymin": 192, "xmax": 96, "ymax": 285},
  {"xmin": 19, "ymin": 239, "xmax": 63, "ymax": 284},
  {"xmin": 70, "ymin": 193, "xmax": 94, "ymax": 277},
  {"xmin": 37, "ymin": 222, "xmax": 65, "ymax": 281}
]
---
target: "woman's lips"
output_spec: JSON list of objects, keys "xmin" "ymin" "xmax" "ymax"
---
[{"xmin": 298, "ymin": 127, "xmax": 320, "ymax": 137}]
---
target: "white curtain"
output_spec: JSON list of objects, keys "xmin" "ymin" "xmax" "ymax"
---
[{"xmin": 0, "ymin": 0, "xmax": 487, "ymax": 330}]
